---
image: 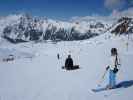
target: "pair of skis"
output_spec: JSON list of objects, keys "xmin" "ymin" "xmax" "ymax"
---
[
  {"xmin": 91, "ymin": 69, "xmax": 121, "ymax": 93},
  {"xmin": 92, "ymin": 69, "xmax": 108, "ymax": 92}
]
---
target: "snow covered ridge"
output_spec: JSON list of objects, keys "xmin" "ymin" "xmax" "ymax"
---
[
  {"xmin": 0, "ymin": 14, "xmax": 133, "ymax": 43},
  {"xmin": 0, "ymin": 14, "xmax": 111, "ymax": 43}
]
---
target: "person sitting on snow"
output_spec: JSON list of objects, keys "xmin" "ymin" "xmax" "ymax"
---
[
  {"xmin": 65, "ymin": 55, "xmax": 73, "ymax": 70},
  {"xmin": 106, "ymin": 48, "xmax": 121, "ymax": 89}
]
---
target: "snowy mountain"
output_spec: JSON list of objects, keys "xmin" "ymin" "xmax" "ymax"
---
[
  {"xmin": 0, "ymin": 14, "xmax": 111, "ymax": 43},
  {"xmin": 0, "ymin": 14, "xmax": 133, "ymax": 44},
  {"xmin": 110, "ymin": 17, "xmax": 133, "ymax": 35}
]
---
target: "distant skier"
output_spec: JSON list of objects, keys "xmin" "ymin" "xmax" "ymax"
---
[
  {"xmin": 106, "ymin": 48, "xmax": 120, "ymax": 89},
  {"xmin": 65, "ymin": 54, "xmax": 74, "ymax": 70},
  {"xmin": 57, "ymin": 53, "xmax": 60, "ymax": 60}
]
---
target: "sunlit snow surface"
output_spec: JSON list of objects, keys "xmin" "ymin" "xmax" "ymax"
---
[{"xmin": 0, "ymin": 34, "xmax": 133, "ymax": 100}]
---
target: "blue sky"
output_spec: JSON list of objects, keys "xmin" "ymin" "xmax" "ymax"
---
[{"xmin": 0, "ymin": 0, "xmax": 132, "ymax": 19}]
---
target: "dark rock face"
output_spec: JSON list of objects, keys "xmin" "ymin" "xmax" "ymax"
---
[
  {"xmin": 111, "ymin": 17, "xmax": 133, "ymax": 35},
  {"xmin": 2, "ymin": 14, "xmax": 107, "ymax": 43}
]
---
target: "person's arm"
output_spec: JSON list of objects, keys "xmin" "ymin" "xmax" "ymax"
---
[
  {"xmin": 71, "ymin": 59, "xmax": 73, "ymax": 66},
  {"xmin": 65, "ymin": 59, "xmax": 68, "ymax": 67}
]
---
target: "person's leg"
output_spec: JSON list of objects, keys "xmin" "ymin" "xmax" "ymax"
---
[
  {"xmin": 112, "ymin": 72, "xmax": 116, "ymax": 88},
  {"xmin": 109, "ymin": 70, "xmax": 115, "ymax": 89},
  {"xmin": 109, "ymin": 70, "xmax": 112, "ymax": 87}
]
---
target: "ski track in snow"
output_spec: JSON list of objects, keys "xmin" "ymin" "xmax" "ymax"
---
[{"xmin": 0, "ymin": 35, "xmax": 133, "ymax": 100}]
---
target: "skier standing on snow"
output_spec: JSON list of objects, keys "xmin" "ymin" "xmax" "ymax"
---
[
  {"xmin": 65, "ymin": 55, "xmax": 73, "ymax": 70},
  {"xmin": 57, "ymin": 53, "xmax": 60, "ymax": 60},
  {"xmin": 106, "ymin": 48, "xmax": 120, "ymax": 89}
]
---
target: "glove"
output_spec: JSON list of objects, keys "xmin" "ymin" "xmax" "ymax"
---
[{"xmin": 106, "ymin": 66, "xmax": 109, "ymax": 70}]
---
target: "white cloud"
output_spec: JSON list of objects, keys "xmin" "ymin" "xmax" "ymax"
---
[
  {"xmin": 104, "ymin": 0, "xmax": 125, "ymax": 10},
  {"xmin": 110, "ymin": 7, "xmax": 133, "ymax": 18},
  {"xmin": 70, "ymin": 7, "xmax": 133, "ymax": 24}
]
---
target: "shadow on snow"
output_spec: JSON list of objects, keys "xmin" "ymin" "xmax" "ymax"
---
[
  {"xmin": 116, "ymin": 80, "xmax": 133, "ymax": 89},
  {"xmin": 91, "ymin": 80, "xmax": 133, "ymax": 93}
]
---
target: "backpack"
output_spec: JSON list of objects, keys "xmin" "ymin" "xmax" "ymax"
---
[
  {"xmin": 113, "ymin": 55, "xmax": 119, "ymax": 73},
  {"xmin": 113, "ymin": 66, "xmax": 118, "ymax": 73}
]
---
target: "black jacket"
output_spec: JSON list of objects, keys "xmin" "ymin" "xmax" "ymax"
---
[{"xmin": 65, "ymin": 57, "xmax": 73, "ymax": 68}]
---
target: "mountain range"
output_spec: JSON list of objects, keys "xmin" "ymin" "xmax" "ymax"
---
[{"xmin": 0, "ymin": 14, "xmax": 133, "ymax": 43}]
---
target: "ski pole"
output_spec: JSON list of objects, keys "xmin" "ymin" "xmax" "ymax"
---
[{"xmin": 98, "ymin": 69, "xmax": 108, "ymax": 87}]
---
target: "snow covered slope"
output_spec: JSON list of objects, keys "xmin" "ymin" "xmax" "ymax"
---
[{"xmin": 0, "ymin": 32, "xmax": 133, "ymax": 100}]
